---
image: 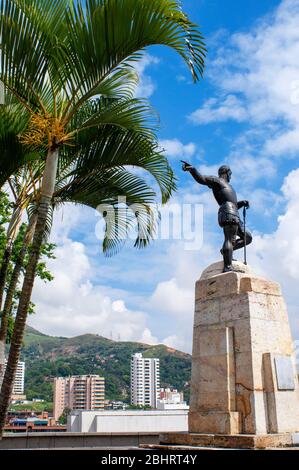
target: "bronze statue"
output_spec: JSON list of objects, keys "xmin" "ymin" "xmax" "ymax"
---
[{"xmin": 182, "ymin": 162, "xmax": 252, "ymax": 272}]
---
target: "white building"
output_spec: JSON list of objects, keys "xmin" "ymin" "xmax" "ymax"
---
[
  {"xmin": 4, "ymin": 360, "xmax": 25, "ymax": 395},
  {"xmin": 68, "ymin": 409, "xmax": 188, "ymax": 433},
  {"xmin": 157, "ymin": 387, "xmax": 189, "ymax": 411},
  {"xmin": 157, "ymin": 401, "xmax": 189, "ymax": 411},
  {"xmin": 159, "ymin": 387, "xmax": 184, "ymax": 403},
  {"xmin": 131, "ymin": 353, "xmax": 160, "ymax": 408}
]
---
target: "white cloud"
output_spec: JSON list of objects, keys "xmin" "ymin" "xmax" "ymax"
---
[
  {"xmin": 195, "ymin": 152, "xmax": 277, "ymax": 190},
  {"xmin": 30, "ymin": 226, "xmax": 157, "ymax": 343},
  {"xmin": 247, "ymin": 188, "xmax": 283, "ymax": 217},
  {"xmin": 141, "ymin": 238, "xmax": 218, "ymax": 352},
  {"xmin": 50, "ymin": 203, "xmax": 94, "ymax": 245},
  {"xmin": 159, "ymin": 138, "xmax": 197, "ymax": 160},
  {"xmin": 264, "ymin": 128, "xmax": 299, "ymax": 156},
  {"xmin": 197, "ymin": 0, "xmax": 299, "ymax": 156},
  {"xmin": 150, "ymin": 278, "xmax": 194, "ymax": 317},
  {"xmin": 176, "ymin": 75, "xmax": 188, "ymax": 83},
  {"xmin": 139, "ymin": 328, "xmax": 158, "ymax": 345},
  {"xmin": 249, "ymin": 167, "xmax": 299, "ymax": 338},
  {"xmin": 148, "ymin": 277, "xmax": 194, "ymax": 353},
  {"xmin": 189, "ymin": 95, "xmax": 248, "ymax": 124},
  {"xmin": 134, "ymin": 53, "xmax": 160, "ymax": 98},
  {"xmin": 162, "ymin": 335, "xmax": 187, "ymax": 351}
]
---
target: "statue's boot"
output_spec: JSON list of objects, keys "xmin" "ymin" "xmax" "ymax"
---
[{"xmin": 223, "ymin": 264, "xmax": 233, "ymax": 273}]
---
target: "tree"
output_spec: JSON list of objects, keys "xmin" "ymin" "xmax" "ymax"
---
[
  {"xmin": 0, "ymin": 92, "xmax": 174, "ymax": 375},
  {"xmin": 0, "ymin": 192, "xmax": 13, "ymax": 261},
  {"xmin": 58, "ymin": 407, "xmax": 71, "ymax": 425},
  {"xmin": 0, "ymin": 102, "xmax": 42, "ymax": 307},
  {"xmin": 0, "ymin": 0, "xmax": 205, "ymax": 436},
  {"xmin": 0, "ymin": 206, "xmax": 56, "ymax": 386}
]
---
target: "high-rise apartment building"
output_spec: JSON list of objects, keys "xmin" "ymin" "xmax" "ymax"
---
[
  {"xmin": 130, "ymin": 353, "xmax": 160, "ymax": 408},
  {"xmin": 3, "ymin": 360, "xmax": 25, "ymax": 395},
  {"xmin": 53, "ymin": 375, "xmax": 105, "ymax": 421}
]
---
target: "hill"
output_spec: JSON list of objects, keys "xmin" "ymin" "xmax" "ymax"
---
[{"xmin": 20, "ymin": 327, "xmax": 192, "ymax": 405}]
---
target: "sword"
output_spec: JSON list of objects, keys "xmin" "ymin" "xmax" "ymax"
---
[{"xmin": 243, "ymin": 205, "xmax": 247, "ymax": 265}]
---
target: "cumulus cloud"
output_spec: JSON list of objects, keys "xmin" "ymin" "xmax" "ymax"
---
[
  {"xmin": 162, "ymin": 335, "xmax": 188, "ymax": 352},
  {"xmin": 189, "ymin": 95, "xmax": 248, "ymax": 124},
  {"xmin": 134, "ymin": 53, "xmax": 160, "ymax": 98},
  {"xmin": 196, "ymin": 0, "xmax": 299, "ymax": 156},
  {"xmin": 159, "ymin": 138, "xmax": 197, "ymax": 160},
  {"xmin": 29, "ymin": 230, "xmax": 157, "ymax": 343},
  {"xmin": 150, "ymin": 278, "xmax": 194, "ymax": 317},
  {"xmin": 249, "ymin": 168, "xmax": 299, "ymax": 338},
  {"xmin": 139, "ymin": 328, "xmax": 158, "ymax": 345}
]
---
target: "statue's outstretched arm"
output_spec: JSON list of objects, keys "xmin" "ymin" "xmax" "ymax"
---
[
  {"xmin": 181, "ymin": 160, "xmax": 214, "ymax": 186},
  {"xmin": 182, "ymin": 161, "xmax": 219, "ymax": 187},
  {"xmin": 189, "ymin": 168, "xmax": 210, "ymax": 185}
]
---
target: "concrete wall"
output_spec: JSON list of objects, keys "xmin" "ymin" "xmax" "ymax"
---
[
  {"xmin": 0, "ymin": 432, "xmax": 160, "ymax": 449},
  {"xmin": 68, "ymin": 410, "xmax": 188, "ymax": 433}
]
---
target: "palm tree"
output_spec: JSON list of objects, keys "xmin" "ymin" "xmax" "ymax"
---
[
  {"xmin": 0, "ymin": 0, "xmax": 205, "ymax": 434},
  {"xmin": 0, "ymin": 99, "xmax": 174, "ymax": 382}
]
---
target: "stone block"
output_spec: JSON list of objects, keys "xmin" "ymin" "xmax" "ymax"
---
[
  {"xmin": 240, "ymin": 277, "xmax": 281, "ymax": 296},
  {"xmin": 219, "ymin": 293, "xmax": 250, "ymax": 322},
  {"xmin": 195, "ymin": 272, "xmax": 240, "ymax": 301},
  {"xmin": 194, "ymin": 298, "xmax": 220, "ymax": 326},
  {"xmin": 189, "ymin": 411, "xmax": 241, "ymax": 435}
]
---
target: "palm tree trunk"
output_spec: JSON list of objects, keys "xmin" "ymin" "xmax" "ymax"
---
[
  {"xmin": 0, "ymin": 206, "xmax": 23, "ymax": 310},
  {"xmin": 0, "ymin": 341, "xmax": 5, "ymax": 394},
  {"xmin": 0, "ymin": 214, "xmax": 37, "ymax": 388},
  {"xmin": 0, "ymin": 148, "xmax": 58, "ymax": 437},
  {"xmin": 0, "ymin": 246, "xmax": 12, "ymax": 311}
]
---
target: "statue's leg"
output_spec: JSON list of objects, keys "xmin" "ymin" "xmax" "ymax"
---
[
  {"xmin": 234, "ymin": 222, "xmax": 252, "ymax": 251},
  {"xmin": 222, "ymin": 224, "xmax": 238, "ymax": 272}
]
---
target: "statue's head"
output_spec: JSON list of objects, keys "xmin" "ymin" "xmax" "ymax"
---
[{"xmin": 218, "ymin": 165, "xmax": 232, "ymax": 182}]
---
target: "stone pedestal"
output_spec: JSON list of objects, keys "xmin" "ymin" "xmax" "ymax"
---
[{"xmin": 160, "ymin": 261, "xmax": 299, "ymax": 448}]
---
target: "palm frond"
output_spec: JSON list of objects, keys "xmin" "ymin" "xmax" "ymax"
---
[
  {"xmin": 0, "ymin": 104, "xmax": 36, "ymax": 187},
  {"xmin": 54, "ymin": 167, "xmax": 160, "ymax": 255},
  {"xmin": 61, "ymin": 0, "xmax": 206, "ymax": 121},
  {"xmin": 1, "ymin": 0, "xmax": 205, "ymax": 119},
  {"xmin": 0, "ymin": 0, "xmax": 69, "ymax": 111}
]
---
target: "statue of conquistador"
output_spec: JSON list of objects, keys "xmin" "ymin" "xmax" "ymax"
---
[{"xmin": 182, "ymin": 162, "xmax": 252, "ymax": 272}]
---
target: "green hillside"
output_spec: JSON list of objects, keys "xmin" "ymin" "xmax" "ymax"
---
[{"xmin": 20, "ymin": 327, "xmax": 191, "ymax": 405}]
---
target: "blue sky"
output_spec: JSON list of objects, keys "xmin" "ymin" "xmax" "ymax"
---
[{"xmin": 30, "ymin": 0, "xmax": 299, "ymax": 354}]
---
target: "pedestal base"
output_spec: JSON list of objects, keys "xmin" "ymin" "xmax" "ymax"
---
[
  {"xmin": 189, "ymin": 261, "xmax": 299, "ymax": 435},
  {"xmin": 189, "ymin": 411, "xmax": 241, "ymax": 435},
  {"xmin": 159, "ymin": 432, "xmax": 295, "ymax": 449}
]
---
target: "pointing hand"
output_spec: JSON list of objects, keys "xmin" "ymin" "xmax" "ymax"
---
[{"xmin": 181, "ymin": 160, "xmax": 192, "ymax": 172}]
